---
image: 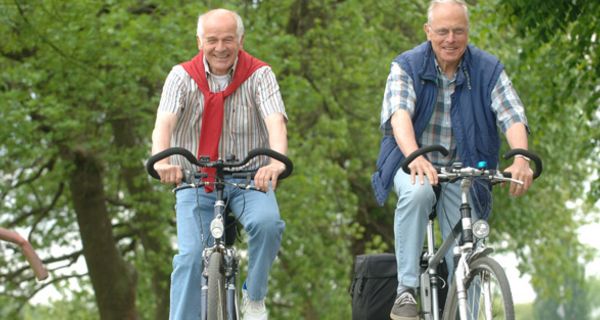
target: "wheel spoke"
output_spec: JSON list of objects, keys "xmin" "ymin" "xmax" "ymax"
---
[{"xmin": 443, "ymin": 256, "xmax": 514, "ymax": 320}]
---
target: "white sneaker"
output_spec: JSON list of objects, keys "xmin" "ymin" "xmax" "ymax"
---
[{"xmin": 242, "ymin": 287, "xmax": 268, "ymax": 320}]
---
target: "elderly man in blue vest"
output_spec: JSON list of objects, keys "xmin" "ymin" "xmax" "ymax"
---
[{"xmin": 371, "ymin": 1, "xmax": 534, "ymax": 319}]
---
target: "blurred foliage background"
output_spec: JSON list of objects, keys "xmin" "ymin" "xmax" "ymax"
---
[{"xmin": 0, "ymin": 0, "xmax": 598, "ymax": 319}]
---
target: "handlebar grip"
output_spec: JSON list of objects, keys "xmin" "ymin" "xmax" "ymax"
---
[
  {"xmin": 502, "ymin": 148, "xmax": 543, "ymax": 179},
  {"xmin": 401, "ymin": 145, "xmax": 450, "ymax": 174},
  {"xmin": 244, "ymin": 148, "xmax": 294, "ymax": 180},
  {"xmin": 146, "ymin": 147, "xmax": 198, "ymax": 180}
]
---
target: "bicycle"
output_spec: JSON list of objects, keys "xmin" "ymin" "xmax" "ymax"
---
[
  {"xmin": 0, "ymin": 227, "xmax": 48, "ymax": 281},
  {"xmin": 146, "ymin": 147, "xmax": 293, "ymax": 320},
  {"xmin": 400, "ymin": 145, "xmax": 542, "ymax": 320}
]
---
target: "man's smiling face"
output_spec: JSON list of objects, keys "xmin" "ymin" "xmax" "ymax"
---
[
  {"xmin": 198, "ymin": 11, "xmax": 243, "ymax": 75},
  {"xmin": 424, "ymin": 2, "xmax": 469, "ymax": 71}
]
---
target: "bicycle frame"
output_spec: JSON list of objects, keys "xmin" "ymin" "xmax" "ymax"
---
[
  {"xmin": 420, "ymin": 177, "xmax": 503, "ymax": 320},
  {"xmin": 404, "ymin": 145, "xmax": 542, "ymax": 320},
  {"xmin": 198, "ymin": 167, "xmax": 242, "ymax": 320},
  {"xmin": 147, "ymin": 147, "xmax": 293, "ymax": 320},
  {"xmin": 419, "ymin": 183, "xmax": 467, "ymax": 320}
]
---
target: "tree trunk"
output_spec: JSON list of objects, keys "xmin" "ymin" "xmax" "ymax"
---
[
  {"xmin": 69, "ymin": 149, "xmax": 138, "ymax": 320},
  {"xmin": 111, "ymin": 118, "xmax": 172, "ymax": 320}
]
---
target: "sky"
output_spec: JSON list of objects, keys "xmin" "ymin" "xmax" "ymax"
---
[{"xmin": 499, "ymin": 222, "xmax": 600, "ymax": 304}]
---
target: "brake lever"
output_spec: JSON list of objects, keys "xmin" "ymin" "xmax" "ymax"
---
[
  {"xmin": 492, "ymin": 174, "xmax": 523, "ymax": 186},
  {"xmin": 172, "ymin": 183, "xmax": 201, "ymax": 193},
  {"xmin": 503, "ymin": 177, "xmax": 523, "ymax": 185},
  {"xmin": 233, "ymin": 183, "xmax": 266, "ymax": 193}
]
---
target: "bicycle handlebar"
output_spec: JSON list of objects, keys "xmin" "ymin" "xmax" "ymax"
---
[
  {"xmin": 401, "ymin": 145, "xmax": 543, "ymax": 180},
  {"xmin": 401, "ymin": 145, "xmax": 450, "ymax": 174},
  {"xmin": 502, "ymin": 148, "xmax": 543, "ymax": 179},
  {"xmin": 146, "ymin": 147, "xmax": 294, "ymax": 181}
]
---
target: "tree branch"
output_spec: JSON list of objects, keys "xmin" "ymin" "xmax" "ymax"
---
[{"xmin": 7, "ymin": 179, "xmax": 62, "ymax": 229}]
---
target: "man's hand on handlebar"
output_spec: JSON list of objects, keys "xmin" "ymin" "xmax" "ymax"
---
[
  {"xmin": 408, "ymin": 156, "xmax": 439, "ymax": 186},
  {"xmin": 503, "ymin": 157, "xmax": 533, "ymax": 197},
  {"xmin": 255, "ymin": 160, "xmax": 286, "ymax": 191},
  {"xmin": 146, "ymin": 147, "xmax": 293, "ymax": 192},
  {"xmin": 154, "ymin": 162, "xmax": 183, "ymax": 185}
]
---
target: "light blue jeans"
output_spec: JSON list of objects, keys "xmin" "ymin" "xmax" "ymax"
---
[
  {"xmin": 392, "ymin": 170, "xmax": 481, "ymax": 293},
  {"xmin": 169, "ymin": 179, "xmax": 285, "ymax": 320}
]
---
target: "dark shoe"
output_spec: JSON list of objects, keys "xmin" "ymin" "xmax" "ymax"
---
[{"xmin": 390, "ymin": 289, "xmax": 418, "ymax": 320}]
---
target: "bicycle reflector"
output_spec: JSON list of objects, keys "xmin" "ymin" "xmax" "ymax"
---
[
  {"xmin": 477, "ymin": 161, "xmax": 487, "ymax": 169},
  {"xmin": 472, "ymin": 220, "xmax": 490, "ymax": 239}
]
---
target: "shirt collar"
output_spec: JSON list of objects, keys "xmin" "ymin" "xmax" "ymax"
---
[{"xmin": 434, "ymin": 59, "xmax": 462, "ymax": 82}]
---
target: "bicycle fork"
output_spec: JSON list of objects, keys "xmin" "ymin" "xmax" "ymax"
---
[
  {"xmin": 225, "ymin": 248, "xmax": 240, "ymax": 320},
  {"xmin": 226, "ymin": 276, "xmax": 238, "ymax": 320},
  {"xmin": 199, "ymin": 274, "xmax": 238, "ymax": 320},
  {"xmin": 200, "ymin": 274, "xmax": 208, "ymax": 319},
  {"xmin": 454, "ymin": 254, "xmax": 471, "ymax": 320},
  {"xmin": 199, "ymin": 248, "xmax": 240, "ymax": 320}
]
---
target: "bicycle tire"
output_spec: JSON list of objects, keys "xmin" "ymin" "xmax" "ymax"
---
[
  {"xmin": 207, "ymin": 251, "xmax": 227, "ymax": 320},
  {"xmin": 443, "ymin": 256, "xmax": 514, "ymax": 320}
]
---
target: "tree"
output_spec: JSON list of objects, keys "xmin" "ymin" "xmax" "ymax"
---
[
  {"xmin": 1, "ymin": 0, "xmax": 598, "ymax": 318},
  {"xmin": 0, "ymin": 0, "xmax": 196, "ymax": 318},
  {"xmin": 242, "ymin": 0, "xmax": 430, "ymax": 318},
  {"xmin": 491, "ymin": 1, "xmax": 599, "ymax": 316}
]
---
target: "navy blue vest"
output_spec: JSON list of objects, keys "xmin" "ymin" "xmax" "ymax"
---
[{"xmin": 372, "ymin": 41, "xmax": 504, "ymax": 218}]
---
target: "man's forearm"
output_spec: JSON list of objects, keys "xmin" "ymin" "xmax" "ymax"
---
[
  {"xmin": 151, "ymin": 112, "xmax": 177, "ymax": 163},
  {"xmin": 265, "ymin": 113, "xmax": 288, "ymax": 156},
  {"xmin": 391, "ymin": 109, "xmax": 419, "ymax": 157},
  {"xmin": 505, "ymin": 122, "xmax": 529, "ymax": 150},
  {"xmin": 152, "ymin": 128, "xmax": 171, "ymax": 155}
]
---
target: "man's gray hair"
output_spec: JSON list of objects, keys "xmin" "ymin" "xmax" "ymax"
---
[
  {"xmin": 197, "ymin": 9, "xmax": 245, "ymax": 42},
  {"xmin": 427, "ymin": 0, "xmax": 469, "ymax": 25}
]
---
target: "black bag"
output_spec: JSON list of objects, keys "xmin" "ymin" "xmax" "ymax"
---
[
  {"xmin": 349, "ymin": 253, "xmax": 449, "ymax": 320},
  {"xmin": 349, "ymin": 253, "xmax": 398, "ymax": 320}
]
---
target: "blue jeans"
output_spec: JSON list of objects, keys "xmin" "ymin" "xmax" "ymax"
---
[
  {"xmin": 392, "ymin": 171, "xmax": 481, "ymax": 293},
  {"xmin": 169, "ymin": 179, "xmax": 285, "ymax": 320}
]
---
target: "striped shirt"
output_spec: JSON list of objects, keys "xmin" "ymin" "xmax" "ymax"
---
[
  {"xmin": 380, "ymin": 61, "xmax": 527, "ymax": 166},
  {"xmin": 158, "ymin": 57, "xmax": 287, "ymax": 172}
]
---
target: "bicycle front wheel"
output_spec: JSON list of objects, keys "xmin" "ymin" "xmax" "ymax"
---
[
  {"xmin": 207, "ymin": 251, "xmax": 228, "ymax": 320},
  {"xmin": 443, "ymin": 256, "xmax": 514, "ymax": 320}
]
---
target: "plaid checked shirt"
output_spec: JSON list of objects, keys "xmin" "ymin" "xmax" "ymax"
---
[{"xmin": 380, "ymin": 61, "xmax": 528, "ymax": 166}]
